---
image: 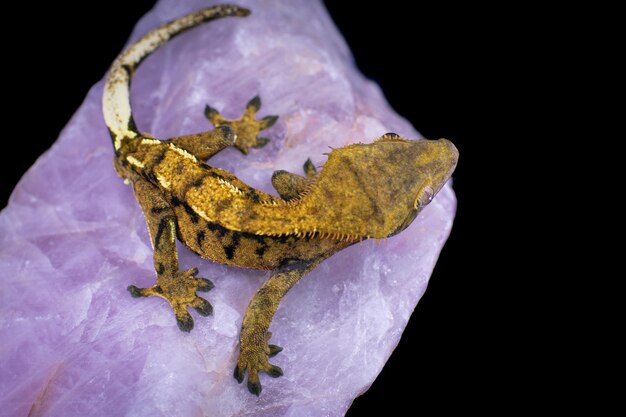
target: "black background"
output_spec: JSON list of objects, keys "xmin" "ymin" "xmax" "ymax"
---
[{"xmin": 1, "ymin": 1, "xmax": 522, "ymax": 414}]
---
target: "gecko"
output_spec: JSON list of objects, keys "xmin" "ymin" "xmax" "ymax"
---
[{"xmin": 102, "ymin": 4, "xmax": 458, "ymax": 396}]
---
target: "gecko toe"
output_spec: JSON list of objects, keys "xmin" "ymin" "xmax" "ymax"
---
[
  {"xmin": 303, "ymin": 158, "xmax": 317, "ymax": 177},
  {"xmin": 176, "ymin": 310, "xmax": 194, "ymax": 332},
  {"xmin": 127, "ymin": 285, "xmax": 143, "ymax": 298},
  {"xmin": 127, "ymin": 284, "xmax": 160, "ymax": 298},
  {"xmin": 195, "ymin": 277, "xmax": 215, "ymax": 292},
  {"xmin": 237, "ymin": 145, "xmax": 250, "ymax": 155},
  {"xmin": 234, "ymin": 365, "xmax": 245, "ymax": 383},
  {"xmin": 247, "ymin": 379, "xmax": 262, "ymax": 397},
  {"xmin": 267, "ymin": 364, "xmax": 283, "ymax": 378},
  {"xmin": 192, "ymin": 297, "xmax": 213, "ymax": 316},
  {"xmin": 246, "ymin": 95, "xmax": 261, "ymax": 112},
  {"xmin": 252, "ymin": 137, "xmax": 271, "ymax": 148},
  {"xmin": 204, "ymin": 104, "xmax": 219, "ymax": 120},
  {"xmin": 260, "ymin": 115, "xmax": 278, "ymax": 129},
  {"xmin": 268, "ymin": 344, "xmax": 283, "ymax": 357}
]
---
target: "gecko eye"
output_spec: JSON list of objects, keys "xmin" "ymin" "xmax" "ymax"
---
[{"xmin": 414, "ymin": 185, "xmax": 435, "ymax": 209}]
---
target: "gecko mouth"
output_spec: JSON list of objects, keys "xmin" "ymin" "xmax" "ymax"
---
[
  {"xmin": 387, "ymin": 182, "xmax": 439, "ymax": 238},
  {"xmin": 387, "ymin": 208, "xmax": 419, "ymax": 238}
]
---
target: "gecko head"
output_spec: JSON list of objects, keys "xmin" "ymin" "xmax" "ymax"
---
[
  {"xmin": 382, "ymin": 134, "xmax": 458, "ymax": 237},
  {"xmin": 319, "ymin": 133, "xmax": 458, "ymax": 238}
]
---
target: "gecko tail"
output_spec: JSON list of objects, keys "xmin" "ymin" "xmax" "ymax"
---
[{"xmin": 102, "ymin": 4, "xmax": 250, "ymax": 152}]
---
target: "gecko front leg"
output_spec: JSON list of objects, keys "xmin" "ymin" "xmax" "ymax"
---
[
  {"xmin": 234, "ymin": 257, "xmax": 324, "ymax": 396},
  {"xmin": 166, "ymin": 125, "xmax": 235, "ymax": 160},
  {"xmin": 127, "ymin": 179, "xmax": 214, "ymax": 331}
]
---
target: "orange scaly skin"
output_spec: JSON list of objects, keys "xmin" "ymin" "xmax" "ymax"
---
[{"xmin": 102, "ymin": 5, "xmax": 458, "ymax": 396}]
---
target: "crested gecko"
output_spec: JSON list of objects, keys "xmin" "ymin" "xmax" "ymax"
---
[{"xmin": 102, "ymin": 4, "xmax": 458, "ymax": 396}]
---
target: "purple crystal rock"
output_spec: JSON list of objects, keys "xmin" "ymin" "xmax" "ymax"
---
[{"xmin": 0, "ymin": 1, "xmax": 456, "ymax": 416}]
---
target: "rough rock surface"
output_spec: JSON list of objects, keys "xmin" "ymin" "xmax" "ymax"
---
[{"xmin": 0, "ymin": 1, "xmax": 456, "ymax": 416}]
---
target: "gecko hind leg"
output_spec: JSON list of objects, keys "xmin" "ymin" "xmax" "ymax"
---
[
  {"xmin": 234, "ymin": 258, "xmax": 323, "ymax": 396},
  {"xmin": 205, "ymin": 95, "xmax": 278, "ymax": 154},
  {"xmin": 127, "ymin": 179, "xmax": 214, "ymax": 332}
]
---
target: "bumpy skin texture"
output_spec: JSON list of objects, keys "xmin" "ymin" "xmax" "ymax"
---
[{"xmin": 102, "ymin": 5, "xmax": 458, "ymax": 396}]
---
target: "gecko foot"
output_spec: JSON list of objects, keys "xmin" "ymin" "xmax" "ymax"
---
[
  {"xmin": 204, "ymin": 95, "xmax": 278, "ymax": 154},
  {"xmin": 233, "ymin": 331, "xmax": 284, "ymax": 396},
  {"xmin": 127, "ymin": 267, "xmax": 214, "ymax": 332}
]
